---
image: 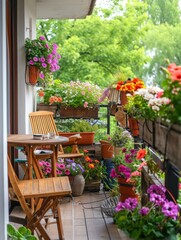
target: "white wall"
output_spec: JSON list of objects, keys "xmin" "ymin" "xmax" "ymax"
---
[
  {"xmin": 0, "ymin": 0, "xmax": 8, "ymax": 238},
  {"xmin": 17, "ymin": 0, "xmax": 37, "ymax": 134}
]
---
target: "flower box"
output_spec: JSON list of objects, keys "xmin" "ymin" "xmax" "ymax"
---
[
  {"xmin": 138, "ymin": 119, "xmax": 155, "ymax": 147},
  {"xmin": 37, "ymin": 103, "xmax": 58, "ymax": 117},
  {"xmin": 58, "ymin": 132, "xmax": 95, "ymax": 145},
  {"xmin": 155, "ymin": 121, "xmax": 181, "ymax": 170},
  {"xmin": 59, "ymin": 105, "xmax": 99, "ymax": 119}
]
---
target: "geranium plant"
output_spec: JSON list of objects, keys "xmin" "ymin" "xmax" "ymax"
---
[
  {"xmin": 25, "ymin": 36, "xmax": 61, "ymax": 81},
  {"xmin": 125, "ymin": 86, "xmax": 171, "ymax": 120},
  {"xmin": 114, "ymin": 184, "xmax": 181, "ymax": 240},
  {"xmin": 39, "ymin": 158, "xmax": 84, "ymax": 177},
  {"xmin": 110, "ymin": 148, "xmax": 148, "ymax": 182}
]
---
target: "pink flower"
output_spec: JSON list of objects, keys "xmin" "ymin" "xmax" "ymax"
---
[
  {"xmin": 39, "ymin": 36, "xmax": 46, "ymax": 41},
  {"xmin": 84, "ymin": 102, "xmax": 88, "ymax": 108},
  {"xmin": 39, "ymin": 72, "xmax": 44, "ymax": 79}
]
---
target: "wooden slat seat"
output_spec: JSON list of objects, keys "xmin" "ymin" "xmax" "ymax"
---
[{"xmin": 8, "ymin": 156, "xmax": 72, "ymax": 240}]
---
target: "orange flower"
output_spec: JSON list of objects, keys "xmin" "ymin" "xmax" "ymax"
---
[
  {"xmin": 88, "ymin": 163, "xmax": 95, "ymax": 169},
  {"xmin": 49, "ymin": 96, "xmax": 62, "ymax": 105},
  {"xmin": 38, "ymin": 90, "xmax": 45, "ymax": 97},
  {"xmin": 136, "ymin": 149, "xmax": 147, "ymax": 160},
  {"xmin": 85, "ymin": 156, "xmax": 92, "ymax": 162}
]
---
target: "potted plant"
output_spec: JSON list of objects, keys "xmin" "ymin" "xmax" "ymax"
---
[
  {"xmin": 39, "ymin": 158, "xmax": 85, "ymax": 196},
  {"xmin": 110, "ymin": 147, "xmax": 148, "ymax": 201},
  {"xmin": 56, "ymin": 80, "xmax": 102, "ymax": 118},
  {"xmin": 99, "ymin": 133, "xmax": 114, "ymax": 159},
  {"xmin": 114, "ymin": 184, "xmax": 181, "ymax": 240},
  {"xmin": 111, "ymin": 126, "xmax": 134, "ymax": 156},
  {"xmin": 58, "ymin": 119, "xmax": 99, "ymax": 145},
  {"xmin": 37, "ymin": 80, "xmax": 63, "ymax": 117},
  {"xmin": 25, "ymin": 36, "xmax": 61, "ymax": 86},
  {"xmin": 83, "ymin": 153, "xmax": 106, "ymax": 191}
]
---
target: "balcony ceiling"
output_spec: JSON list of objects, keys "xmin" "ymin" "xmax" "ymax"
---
[{"xmin": 36, "ymin": 0, "xmax": 96, "ymax": 19}]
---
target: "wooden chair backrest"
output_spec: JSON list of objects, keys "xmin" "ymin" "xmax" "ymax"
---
[{"xmin": 29, "ymin": 111, "xmax": 59, "ymax": 135}]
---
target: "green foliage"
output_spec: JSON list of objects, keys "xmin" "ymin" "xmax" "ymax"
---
[
  {"xmin": 7, "ymin": 224, "xmax": 37, "ymax": 240},
  {"xmin": 70, "ymin": 120, "xmax": 98, "ymax": 132},
  {"xmin": 111, "ymin": 126, "xmax": 134, "ymax": 147},
  {"xmin": 36, "ymin": 0, "xmax": 149, "ymax": 87},
  {"xmin": 125, "ymin": 94, "xmax": 157, "ymax": 120}
]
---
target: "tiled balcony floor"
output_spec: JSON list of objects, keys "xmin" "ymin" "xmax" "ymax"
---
[{"xmin": 10, "ymin": 190, "xmax": 120, "ymax": 240}]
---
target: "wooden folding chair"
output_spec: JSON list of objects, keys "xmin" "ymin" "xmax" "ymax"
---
[
  {"xmin": 8, "ymin": 156, "xmax": 72, "ymax": 240},
  {"xmin": 29, "ymin": 111, "xmax": 83, "ymax": 159}
]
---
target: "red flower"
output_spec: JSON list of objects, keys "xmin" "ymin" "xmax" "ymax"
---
[{"xmin": 136, "ymin": 149, "xmax": 147, "ymax": 160}]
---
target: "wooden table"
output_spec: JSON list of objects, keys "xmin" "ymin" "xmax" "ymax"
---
[{"xmin": 8, "ymin": 134, "xmax": 69, "ymax": 178}]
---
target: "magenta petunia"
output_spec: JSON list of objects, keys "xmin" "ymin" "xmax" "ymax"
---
[
  {"xmin": 39, "ymin": 72, "xmax": 44, "ymax": 79},
  {"xmin": 42, "ymin": 63, "xmax": 47, "ymax": 68},
  {"xmin": 39, "ymin": 36, "xmax": 45, "ymax": 41},
  {"xmin": 33, "ymin": 57, "xmax": 38, "ymax": 62},
  {"xmin": 139, "ymin": 207, "xmax": 149, "ymax": 216}
]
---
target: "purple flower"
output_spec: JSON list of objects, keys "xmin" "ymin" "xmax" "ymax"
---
[
  {"xmin": 29, "ymin": 60, "xmax": 34, "ymax": 65},
  {"xmin": 149, "ymin": 193, "xmax": 165, "ymax": 206},
  {"xmin": 59, "ymin": 164, "xmax": 65, "ymax": 170},
  {"xmin": 45, "ymin": 43, "xmax": 49, "ymax": 49},
  {"xmin": 39, "ymin": 57, "xmax": 45, "ymax": 63},
  {"xmin": 147, "ymin": 185, "xmax": 166, "ymax": 200},
  {"xmin": 53, "ymin": 43, "xmax": 58, "ymax": 49},
  {"xmin": 33, "ymin": 57, "xmax": 38, "ymax": 62},
  {"xmin": 47, "ymin": 54, "xmax": 53, "ymax": 59},
  {"xmin": 162, "ymin": 201, "xmax": 179, "ymax": 220},
  {"xmin": 52, "ymin": 49, "xmax": 57, "ymax": 55},
  {"xmin": 139, "ymin": 207, "xmax": 149, "ymax": 216},
  {"xmin": 39, "ymin": 36, "xmax": 45, "ymax": 41},
  {"xmin": 110, "ymin": 169, "xmax": 117, "ymax": 178},
  {"xmin": 115, "ymin": 202, "xmax": 125, "ymax": 212},
  {"xmin": 124, "ymin": 198, "xmax": 138, "ymax": 211},
  {"xmin": 57, "ymin": 54, "xmax": 61, "ymax": 59},
  {"xmin": 39, "ymin": 72, "xmax": 44, "ymax": 79},
  {"xmin": 42, "ymin": 63, "xmax": 47, "ymax": 68},
  {"xmin": 47, "ymin": 59, "xmax": 52, "ymax": 64}
]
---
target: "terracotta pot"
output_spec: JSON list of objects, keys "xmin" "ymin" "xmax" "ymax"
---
[
  {"xmin": 128, "ymin": 117, "xmax": 139, "ymax": 137},
  {"xmin": 59, "ymin": 132, "xmax": 95, "ymax": 145},
  {"xmin": 100, "ymin": 140, "xmax": 114, "ymax": 159},
  {"xmin": 29, "ymin": 65, "xmax": 39, "ymax": 85},
  {"xmin": 120, "ymin": 91, "xmax": 128, "ymax": 106},
  {"xmin": 118, "ymin": 177, "xmax": 138, "ymax": 202}
]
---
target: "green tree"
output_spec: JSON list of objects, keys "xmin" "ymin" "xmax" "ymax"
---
[
  {"xmin": 36, "ymin": 0, "xmax": 149, "ymax": 87},
  {"xmin": 142, "ymin": 0, "xmax": 181, "ymax": 25}
]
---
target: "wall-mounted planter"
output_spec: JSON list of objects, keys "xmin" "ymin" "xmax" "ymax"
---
[
  {"xmin": 59, "ymin": 105, "xmax": 99, "ymax": 119},
  {"xmin": 138, "ymin": 119, "xmax": 155, "ymax": 146},
  {"xmin": 37, "ymin": 103, "xmax": 57, "ymax": 118}
]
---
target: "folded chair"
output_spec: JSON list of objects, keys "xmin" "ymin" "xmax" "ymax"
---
[
  {"xmin": 29, "ymin": 111, "xmax": 83, "ymax": 159},
  {"xmin": 8, "ymin": 156, "xmax": 72, "ymax": 240}
]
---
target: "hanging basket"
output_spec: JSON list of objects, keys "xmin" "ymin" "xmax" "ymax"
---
[{"xmin": 26, "ymin": 65, "xmax": 39, "ymax": 86}]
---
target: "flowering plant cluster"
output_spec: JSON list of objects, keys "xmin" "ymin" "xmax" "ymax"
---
[
  {"xmin": 110, "ymin": 148, "xmax": 148, "ymax": 182},
  {"xmin": 125, "ymin": 86, "xmax": 171, "ymax": 120},
  {"xmin": 25, "ymin": 36, "xmax": 61, "ymax": 80},
  {"xmin": 161, "ymin": 63, "xmax": 181, "ymax": 124},
  {"xmin": 116, "ymin": 78, "xmax": 145, "ymax": 92},
  {"xmin": 83, "ymin": 151, "xmax": 106, "ymax": 181},
  {"xmin": 39, "ymin": 158, "xmax": 84, "ymax": 177},
  {"xmin": 37, "ymin": 80, "xmax": 63, "ymax": 105},
  {"xmin": 56, "ymin": 80, "xmax": 102, "ymax": 108},
  {"xmin": 114, "ymin": 184, "xmax": 180, "ymax": 240}
]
